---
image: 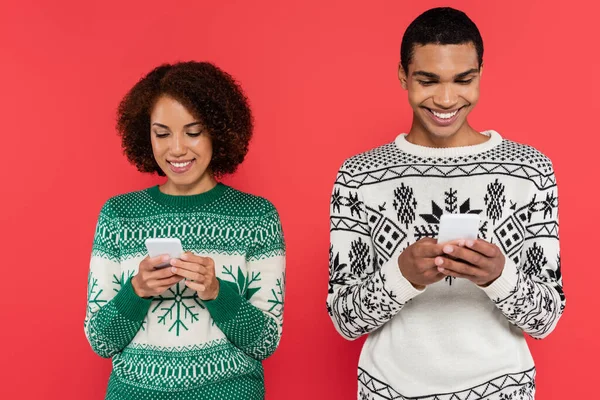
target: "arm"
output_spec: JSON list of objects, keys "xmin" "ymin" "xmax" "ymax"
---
[
  {"xmin": 481, "ymin": 171, "xmax": 565, "ymax": 339},
  {"xmin": 204, "ymin": 204, "xmax": 286, "ymax": 360},
  {"xmin": 326, "ymin": 165, "xmax": 424, "ymax": 340},
  {"xmin": 84, "ymin": 201, "xmax": 151, "ymax": 358}
]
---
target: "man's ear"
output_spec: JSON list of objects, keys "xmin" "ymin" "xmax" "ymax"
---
[{"xmin": 398, "ymin": 63, "xmax": 408, "ymax": 90}]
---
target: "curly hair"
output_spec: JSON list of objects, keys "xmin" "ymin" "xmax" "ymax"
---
[{"xmin": 116, "ymin": 61, "xmax": 253, "ymax": 177}]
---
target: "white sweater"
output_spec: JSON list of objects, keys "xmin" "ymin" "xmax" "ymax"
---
[{"xmin": 327, "ymin": 131, "xmax": 565, "ymax": 400}]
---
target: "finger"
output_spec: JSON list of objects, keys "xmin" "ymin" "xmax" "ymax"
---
[
  {"xmin": 415, "ymin": 243, "xmax": 445, "ymax": 258},
  {"xmin": 148, "ymin": 265, "xmax": 177, "ymax": 280},
  {"xmin": 185, "ymin": 280, "xmax": 206, "ymax": 292},
  {"xmin": 435, "ymin": 257, "xmax": 485, "ymax": 277},
  {"xmin": 180, "ymin": 252, "xmax": 213, "ymax": 267},
  {"xmin": 464, "ymin": 239, "xmax": 499, "ymax": 258},
  {"xmin": 424, "ymin": 269, "xmax": 446, "ymax": 282},
  {"xmin": 441, "ymin": 244, "xmax": 493, "ymax": 269},
  {"xmin": 439, "ymin": 268, "xmax": 472, "ymax": 280},
  {"xmin": 145, "ymin": 255, "xmax": 172, "ymax": 269},
  {"xmin": 139, "ymin": 255, "xmax": 171, "ymax": 270},
  {"xmin": 154, "ymin": 275, "xmax": 184, "ymax": 288},
  {"xmin": 170, "ymin": 259, "xmax": 207, "ymax": 275},
  {"xmin": 415, "ymin": 257, "xmax": 438, "ymax": 271},
  {"xmin": 170, "ymin": 266, "xmax": 206, "ymax": 282}
]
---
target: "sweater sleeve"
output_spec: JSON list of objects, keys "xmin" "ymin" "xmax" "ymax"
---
[
  {"xmin": 84, "ymin": 201, "xmax": 151, "ymax": 358},
  {"xmin": 481, "ymin": 170, "xmax": 565, "ymax": 339},
  {"xmin": 204, "ymin": 203, "xmax": 285, "ymax": 361},
  {"xmin": 326, "ymin": 162, "xmax": 424, "ymax": 340}
]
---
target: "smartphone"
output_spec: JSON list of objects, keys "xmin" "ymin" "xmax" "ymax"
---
[
  {"xmin": 144, "ymin": 238, "xmax": 184, "ymax": 268},
  {"xmin": 437, "ymin": 214, "xmax": 480, "ymax": 244}
]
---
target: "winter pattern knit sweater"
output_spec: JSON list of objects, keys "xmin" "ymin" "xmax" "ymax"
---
[
  {"xmin": 327, "ymin": 131, "xmax": 564, "ymax": 400},
  {"xmin": 85, "ymin": 183, "xmax": 285, "ymax": 400}
]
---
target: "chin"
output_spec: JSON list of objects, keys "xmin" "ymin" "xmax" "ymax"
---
[
  {"xmin": 423, "ymin": 118, "xmax": 467, "ymax": 139},
  {"xmin": 164, "ymin": 174, "xmax": 193, "ymax": 186},
  {"xmin": 427, "ymin": 127, "xmax": 461, "ymax": 138}
]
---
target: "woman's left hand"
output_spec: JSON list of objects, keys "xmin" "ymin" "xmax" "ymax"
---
[{"xmin": 170, "ymin": 252, "xmax": 220, "ymax": 300}]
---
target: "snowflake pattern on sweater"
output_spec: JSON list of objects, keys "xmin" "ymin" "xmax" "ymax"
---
[{"xmin": 327, "ymin": 131, "xmax": 564, "ymax": 399}]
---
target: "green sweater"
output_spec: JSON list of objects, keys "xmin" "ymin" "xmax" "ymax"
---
[{"xmin": 84, "ymin": 183, "xmax": 286, "ymax": 399}]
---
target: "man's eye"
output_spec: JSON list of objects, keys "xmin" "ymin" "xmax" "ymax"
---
[
  {"xmin": 418, "ymin": 80, "xmax": 436, "ymax": 86},
  {"xmin": 456, "ymin": 79, "xmax": 474, "ymax": 85}
]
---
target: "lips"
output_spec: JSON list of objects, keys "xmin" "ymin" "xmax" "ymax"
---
[
  {"xmin": 167, "ymin": 159, "xmax": 195, "ymax": 174},
  {"xmin": 431, "ymin": 109, "xmax": 459, "ymax": 119},
  {"xmin": 424, "ymin": 106, "xmax": 464, "ymax": 126}
]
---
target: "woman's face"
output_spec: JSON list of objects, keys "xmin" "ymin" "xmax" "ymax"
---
[{"xmin": 150, "ymin": 95, "xmax": 215, "ymax": 193}]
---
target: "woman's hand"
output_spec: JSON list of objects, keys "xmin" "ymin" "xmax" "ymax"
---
[
  {"xmin": 170, "ymin": 252, "xmax": 220, "ymax": 300},
  {"xmin": 131, "ymin": 255, "xmax": 184, "ymax": 298}
]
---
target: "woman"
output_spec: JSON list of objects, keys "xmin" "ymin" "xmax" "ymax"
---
[{"xmin": 84, "ymin": 62, "xmax": 285, "ymax": 399}]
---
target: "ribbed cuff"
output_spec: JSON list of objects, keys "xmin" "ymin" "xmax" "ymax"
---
[
  {"xmin": 112, "ymin": 278, "xmax": 153, "ymax": 322},
  {"xmin": 480, "ymin": 257, "xmax": 519, "ymax": 300},
  {"xmin": 204, "ymin": 278, "xmax": 243, "ymax": 323},
  {"xmin": 381, "ymin": 258, "xmax": 425, "ymax": 303}
]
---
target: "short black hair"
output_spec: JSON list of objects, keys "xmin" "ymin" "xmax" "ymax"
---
[
  {"xmin": 116, "ymin": 61, "xmax": 253, "ymax": 177},
  {"xmin": 400, "ymin": 7, "xmax": 483, "ymax": 73}
]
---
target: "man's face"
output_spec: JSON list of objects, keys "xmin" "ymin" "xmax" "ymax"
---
[{"xmin": 399, "ymin": 43, "xmax": 481, "ymax": 139}]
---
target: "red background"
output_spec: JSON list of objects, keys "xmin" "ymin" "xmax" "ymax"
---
[{"xmin": 1, "ymin": 0, "xmax": 598, "ymax": 398}]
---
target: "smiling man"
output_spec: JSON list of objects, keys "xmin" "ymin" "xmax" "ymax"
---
[{"xmin": 327, "ymin": 7, "xmax": 565, "ymax": 399}]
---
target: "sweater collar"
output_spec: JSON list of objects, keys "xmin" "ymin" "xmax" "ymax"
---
[
  {"xmin": 146, "ymin": 183, "xmax": 228, "ymax": 208},
  {"xmin": 394, "ymin": 130, "xmax": 503, "ymax": 158}
]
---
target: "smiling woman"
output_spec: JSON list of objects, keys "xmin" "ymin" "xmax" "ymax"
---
[
  {"xmin": 84, "ymin": 62, "xmax": 286, "ymax": 400},
  {"xmin": 149, "ymin": 96, "xmax": 216, "ymax": 195},
  {"xmin": 116, "ymin": 62, "xmax": 252, "ymax": 183}
]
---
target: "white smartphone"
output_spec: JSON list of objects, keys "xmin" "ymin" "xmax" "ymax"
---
[
  {"xmin": 144, "ymin": 238, "xmax": 184, "ymax": 268},
  {"xmin": 437, "ymin": 214, "xmax": 480, "ymax": 244}
]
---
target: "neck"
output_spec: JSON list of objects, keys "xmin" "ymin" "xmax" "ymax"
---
[
  {"xmin": 160, "ymin": 173, "xmax": 218, "ymax": 196},
  {"xmin": 406, "ymin": 118, "xmax": 487, "ymax": 148}
]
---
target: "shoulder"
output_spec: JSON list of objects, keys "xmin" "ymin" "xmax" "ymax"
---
[
  {"xmin": 493, "ymin": 134, "xmax": 555, "ymax": 174},
  {"xmin": 338, "ymin": 141, "xmax": 401, "ymax": 176},
  {"xmin": 221, "ymin": 186, "xmax": 279, "ymax": 218},
  {"xmin": 99, "ymin": 188, "xmax": 153, "ymax": 218}
]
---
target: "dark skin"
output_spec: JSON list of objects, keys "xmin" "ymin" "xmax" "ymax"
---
[
  {"xmin": 398, "ymin": 43, "xmax": 486, "ymax": 148},
  {"xmin": 398, "ymin": 238, "xmax": 446, "ymax": 289},
  {"xmin": 398, "ymin": 233, "xmax": 505, "ymax": 291},
  {"xmin": 396, "ymin": 43, "xmax": 505, "ymax": 289},
  {"xmin": 170, "ymin": 252, "xmax": 220, "ymax": 301},
  {"xmin": 131, "ymin": 97, "xmax": 220, "ymax": 300},
  {"xmin": 131, "ymin": 255, "xmax": 185, "ymax": 298},
  {"xmin": 132, "ymin": 254, "xmax": 220, "ymax": 300},
  {"xmin": 436, "ymin": 239, "xmax": 505, "ymax": 287}
]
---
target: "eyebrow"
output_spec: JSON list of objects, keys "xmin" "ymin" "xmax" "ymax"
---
[
  {"xmin": 413, "ymin": 68, "xmax": 480, "ymax": 80},
  {"xmin": 151, "ymin": 122, "xmax": 203, "ymax": 129}
]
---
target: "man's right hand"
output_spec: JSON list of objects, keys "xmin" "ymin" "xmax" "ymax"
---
[
  {"xmin": 131, "ymin": 255, "xmax": 184, "ymax": 298},
  {"xmin": 398, "ymin": 238, "xmax": 446, "ymax": 289}
]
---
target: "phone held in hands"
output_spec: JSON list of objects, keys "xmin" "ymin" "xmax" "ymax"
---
[
  {"xmin": 436, "ymin": 214, "xmax": 480, "ymax": 244},
  {"xmin": 144, "ymin": 238, "xmax": 184, "ymax": 268}
]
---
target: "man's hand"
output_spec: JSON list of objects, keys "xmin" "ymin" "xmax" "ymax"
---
[
  {"xmin": 436, "ymin": 239, "xmax": 505, "ymax": 287},
  {"xmin": 398, "ymin": 238, "xmax": 447, "ymax": 289}
]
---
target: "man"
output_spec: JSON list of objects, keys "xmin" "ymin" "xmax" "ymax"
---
[{"xmin": 327, "ymin": 7, "xmax": 564, "ymax": 399}]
